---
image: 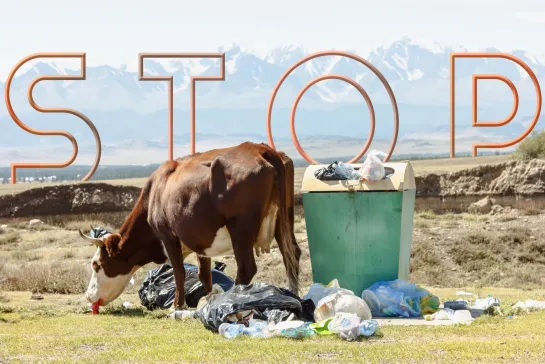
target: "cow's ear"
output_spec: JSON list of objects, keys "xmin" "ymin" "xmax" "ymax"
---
[{"xmin": 104, "ymin": 234, "xmax": 123, "ymax": 257}]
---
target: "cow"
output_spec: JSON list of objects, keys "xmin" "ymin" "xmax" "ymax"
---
[{"xmin": 78, "ymin": 142, "xmax": 301, "ymax": 311}]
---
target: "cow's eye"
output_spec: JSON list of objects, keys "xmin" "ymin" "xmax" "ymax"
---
[{"xmin": 92, "ymin": 261, "xmax": 100, "ymax": 273}]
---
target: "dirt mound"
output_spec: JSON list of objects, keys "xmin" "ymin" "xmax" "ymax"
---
[
  {"xmin": 416, "ymin": 159, "xmax": 545, "ymax": 197},
  {"xmin": 1, "ymin": 159, "xmax": 543, "ymax": 217},
  {"xmin": 0, "ymin": 183, "xmax": 141, "ymax": 217}
]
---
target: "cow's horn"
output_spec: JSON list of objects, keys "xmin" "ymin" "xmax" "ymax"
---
[{"xmin": 79, "ymin": 229, "xmax": 104, "ymax": 247}]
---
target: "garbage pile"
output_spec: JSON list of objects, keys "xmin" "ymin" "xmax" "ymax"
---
[
  {"xmin": 137, "ymin": 262, "xmax": 525, "ymax": 341},
  {"xmin": 163, "ymin": 277, "xmax": 443, "ymax": 341},
  {"xmin": 314, "ymin": 150, "xmax": 393, "ymax": 182}
]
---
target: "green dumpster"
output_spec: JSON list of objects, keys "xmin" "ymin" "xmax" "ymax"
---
[{"xmin": 300, "ymin": 161, "xmax": 416, "ymax": 297}]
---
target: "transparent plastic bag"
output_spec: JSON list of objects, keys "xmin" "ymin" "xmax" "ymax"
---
[
  {"xmin": 358, "ymin": 150, "xmax": 387, "ymax": 182},
  {"xmin": 335, "ymin": 162, "xmax": 360, "ymax": 180},
  {"xmin": 361, "ymin": 279, "xmax": 440, "ymax": 318},
  {"xmin": 327, "ymin": 312, "xmax": 361, "ymax": 334}
]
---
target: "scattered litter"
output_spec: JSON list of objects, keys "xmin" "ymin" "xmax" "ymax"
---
[
  {"xmin": 279, "ymin": 322, "xmax": 315, "ymax": 339},
  {"xmin": 444, "ymin": 300, "xmax": 469, "ymax": 311},
  {"xmin": 359, "ymin": 319, "xmax": 379, "ymax": 337},
  {"xmin": 218, "ymin": 323, "xmax": 245, "ymax": 339},
  {"xmin": 314, "ymin": 291, "xmax": 372, "ymax": 322},
  {"xmin": 339, "ymin": 319, "xmax": 380, "ymax": 342},
  {"xmin": 129, "ymin": 277, "xmax": 135, "ymax": 285},
  {"xmin": 309, "ymin": 318, "xmax": 335, "ymax": 335},
  {"xmin": 244, "ymin": 319, "xmax": 271, "ymax": 338},
  {"xmin": 327, "ymin": 312, "xmax": 361, "ymax": 334},
  {"xmin": 456, "ymin": 291, "xmax": 474, "ymax": 297},
  {"xmin": 169, "ymin": 310, "xmax": 196, "ymax": 321},
  {"xmin": 361, "ymin": 279, "xmax": 440, "ymax": 318},
  {"xmin": 424, "ymin": 308, "xmax": 473, "ymax": 324},
  {"xmin": 472, "ymin": 297, "xmax": 501, "ymax": 311},
  {"xmin": 138, "ymin": 262, "xmax": 234, "ymax": 310},
  {"xmin": 512, "ymin": 300, "xmax": 545, "ymax": 312},
  {"xmin": 28, "ymin": 219, "xmax": 44, "ymax": 228},
  {"xmin": 122, "ymin": 302, "xmax": 133, "ymax": 309}
]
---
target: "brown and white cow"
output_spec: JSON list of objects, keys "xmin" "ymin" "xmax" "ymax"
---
[{"xmin": 79, "ymin": 142, "xmax": 301, "ymax": 310}]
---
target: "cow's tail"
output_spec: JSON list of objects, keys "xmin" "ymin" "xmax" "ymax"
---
[{"xmin": 263, "ymin": 148, "xmax": 300, "ymax": 295}]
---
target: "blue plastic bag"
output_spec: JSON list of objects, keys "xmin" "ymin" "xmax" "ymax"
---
[{"xmin": 361, "ymin": 279, "xmax": 439, "ymax": 318}]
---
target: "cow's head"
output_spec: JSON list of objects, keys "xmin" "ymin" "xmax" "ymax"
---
[{"xmin": 79, "ymin": 227, "xmax": 139, "ymax": 307}]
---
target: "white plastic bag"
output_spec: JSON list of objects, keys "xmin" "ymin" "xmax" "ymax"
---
[
  {"xmin": 358, "ymin": 150, "xmax": 387, "ymax": 182},
  {"xmin": 303, "ymin": 279, "xmax": 354, "ymax": 306},
  {"xmin": 314, "ymin": 291, "xmax": 372, "ymax": 322}
]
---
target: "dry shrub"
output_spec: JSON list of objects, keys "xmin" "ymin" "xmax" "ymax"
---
[
  {"xmin": 0, "ymin": 291, "xmax": 10, "ymax": 303},
  {"xmin": 0, "ymin": 231, "xmax": 21, "ymax": 245},
  {"xmin": 1, "ymin": 262, "xmax": 89, "ymax": 294}
]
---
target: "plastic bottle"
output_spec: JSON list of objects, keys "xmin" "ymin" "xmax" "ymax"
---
[
  {"xmin": 244, "ymin": 320, "xmax": 270, "ymax": 338},
  {"xmin": 169, "ymin": 310, "xmax": 196, "ymax": 321},
  {"xmin": 218, "ymin": 323, "xmax": 245, "ymax": 339},
  {"xmin": 280, "ymin": 323, "xmax": 315, "ymax": 339},
  {"xmin": 359, "ymin": 320, "xmax": 378, "ymax": 337}
]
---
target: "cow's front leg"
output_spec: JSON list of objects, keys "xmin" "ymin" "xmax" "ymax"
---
[
  {"xmin": 161, "ymin": 237, "xmax": 187, "ymax": 310},
  {"xmin": 197, "ymin": 256, "xmax": 213, "ymax": 293}
]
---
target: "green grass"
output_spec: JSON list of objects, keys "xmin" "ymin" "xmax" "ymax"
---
[{"xmin": 2, "ymin": 289, "xmax": 545, "ymax": 363}]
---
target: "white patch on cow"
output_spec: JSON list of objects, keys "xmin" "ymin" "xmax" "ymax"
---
[
  {"xmin": 255, "ymin": 203, "xmax": 278, "ymax": 254},
  {"xmin": 85, "ymin": 247, "xmax": 139, "ymax": 306},
  {"xmin": 203, "ymin": 226, "xmax": 235, "ymax": 257},
  {"xmin": 200, "ymin": 203, "xmax": 278, "ymax": 258}
]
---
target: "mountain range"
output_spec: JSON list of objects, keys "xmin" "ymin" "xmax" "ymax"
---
[{"xmin": 1, "ymin": 36, "xmax": 544, "ymax": 166}]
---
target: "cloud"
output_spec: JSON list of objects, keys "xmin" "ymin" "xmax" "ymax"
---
[{"xmin": 514, "ymin": 12, "xmax": 545, "ymax": 24}]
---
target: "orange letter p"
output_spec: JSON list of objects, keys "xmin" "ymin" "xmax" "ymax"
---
[{"xmin": 450, "ymin": 53, "xmax": 542, "ymax": 157}]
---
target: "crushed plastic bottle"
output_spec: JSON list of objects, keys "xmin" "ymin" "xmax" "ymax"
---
[
  {"xmin": 280, "ymin": 323, "xmax": 315, "ymax": 339},
  {"xmin": 338, "ymin": 319, "xmax": 379, "ymax": 341},
  {"xmin": 218, "ymin": 323, "xmax": 245, "ymax": 339},
  {"xmin": 359, "ymin": 319, "xmax": 379, "ymax": 337},
  {"xmin": 169, "ymin": 310, "xmax": 196, "ymax": 321},
  {"xmin": 244, "ymin": 319, "xmax": 270, "ymax": 338}
]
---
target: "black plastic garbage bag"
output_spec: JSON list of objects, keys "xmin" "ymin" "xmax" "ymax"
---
[
  {"xmin": 314, "ymin": 161, "xmax": 345, "ymax": 181},
  {"xmin": 138, "ymin": 262, "xmax": 235, "ymax": 310},
  {"xmin": 196, "ymin": 282, "xmax": 316, "ymax": 332}
]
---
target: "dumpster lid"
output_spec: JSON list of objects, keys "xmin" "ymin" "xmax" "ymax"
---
[{"xmin": 300, "ymin": 161, "xmax": 415, "ymax": 192}]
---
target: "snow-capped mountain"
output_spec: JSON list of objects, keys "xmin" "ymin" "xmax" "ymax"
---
[{"xmin": 1, "ymin": 36, "xmax": 544, "ymax": 162}]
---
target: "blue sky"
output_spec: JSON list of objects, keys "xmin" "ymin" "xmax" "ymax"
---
[{"xmin": 1, "ymin": 1, "xmax": 545, "ymax": 78}]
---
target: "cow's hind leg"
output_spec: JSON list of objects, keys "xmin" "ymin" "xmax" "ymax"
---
[
  {"xmin": 197, "ymin": 256, "xmax": 213, "ymax": 293},
  {"xmin": 227, "ymin": 219, "xmax": 259, "ymax": 286}
]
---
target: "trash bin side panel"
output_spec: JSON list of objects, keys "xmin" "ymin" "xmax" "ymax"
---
[
  {"xmin": 301, "ymin": 192, "xmax": 358, "ymax": 289},
  {"xmin": 398, "ymin": 189, "xmax": 416, "ymax": 281},
  {"xmin": 354, "ymin": 192, "xmax": 403, "ymax": 294},
  {"xmin": 302, "ymin": 191, "xmax": 405, "ymax": 296}
]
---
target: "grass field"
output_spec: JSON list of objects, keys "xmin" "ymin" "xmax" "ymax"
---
[
  {"xmin": 1, "ymin": 288, "xmax": 545, "ymax": 363},
  {"xmin": 3, "ymin": 152, "xmax": 544, "ymax": 363},
  {"xmin": 0, "ymin": 155, "xmax": 512, "ymax": 196}
]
